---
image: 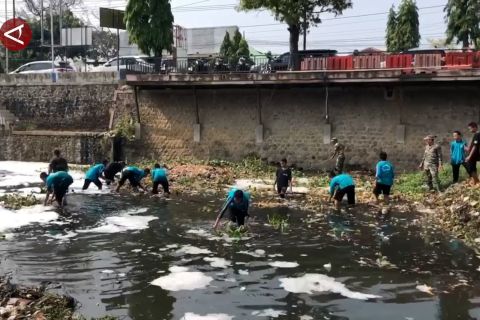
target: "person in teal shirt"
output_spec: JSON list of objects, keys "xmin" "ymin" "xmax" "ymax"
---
[
  {"xmin": 151, "ymin": 163, "xmax": 170, "ymax": 196},
  {"xmin": 40, "ymin": 171, "xmax": 74, "ymax": 208},
  {"xmin": 82, "ymin": 160, "xmax": 108, "ymax": 190},
  {"xmin": 450, "ymin": 131, "xmax": 468, "ymax": 183},
  {"xmin": 213, "ymin": 188, "xmax": 250, "ymax": 229},
  {"xmin": 329, "ymin": 171, "xmax": 355, "ymax": 210},
  {"xmin": 115, "ymin": 166, "xmax": 150, "ymax": 192},
  {"xmin": 373, "ymin": 152, "xmax": 395, "ymax": 206}
]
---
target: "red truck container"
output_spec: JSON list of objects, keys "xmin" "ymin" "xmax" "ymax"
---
[
  {"xmin": 327, "ymin": 56, "xmax": 353, "ymax": 70},
  {"xmin": 353, "ymin": 55, "xmax": 384, "ymax": 69},
  {"xmin": 385, "ymin": 54, "xmax": 413, "ymax": 70}
]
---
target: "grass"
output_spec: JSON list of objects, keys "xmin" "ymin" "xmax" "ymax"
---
[
  {"xmin": 224, "ymin": 225, "xmax": 249, "ymax": 238},
  {"xmin": 267, "ymin": 214, "xmax": 290, "ymax": 232},
  {"xmin": 395, "ymin": 165, "xmax": 470, "ymax": 201}
]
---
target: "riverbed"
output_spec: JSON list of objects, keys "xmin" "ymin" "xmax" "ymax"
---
[{"xmin": 1, "ymin": 161, "xmax": 480, "ymax": 320}]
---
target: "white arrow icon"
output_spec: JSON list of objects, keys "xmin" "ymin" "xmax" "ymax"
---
[{"xmin": 4, "ymin": 24, "xmax": 24, "ymax": 45}]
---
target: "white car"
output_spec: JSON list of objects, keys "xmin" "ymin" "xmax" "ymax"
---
[
  {"xmin": 95, "ymin": 56, "xmax": 152, "ymax": 72},
  {"xmin": 10, "ymin": 61, "xmax": 76, "ymax": 74}
]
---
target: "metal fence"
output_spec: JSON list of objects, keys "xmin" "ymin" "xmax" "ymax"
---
[{"xmin": 123, "ymin": 50, "xmax": 480, "ymax": 75}]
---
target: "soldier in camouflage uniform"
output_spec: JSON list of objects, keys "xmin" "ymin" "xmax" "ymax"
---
[
  {"xmin": 330, "ymin": 138, "xmax": 346, "ymax": 173},
  {"xmin": 419, "ymin": 135, "xmax": 443, "ymax": 192}
]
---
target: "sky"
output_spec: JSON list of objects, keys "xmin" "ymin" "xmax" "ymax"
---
[{"xmin": 0, "ymin": 0, "xmax": 448, "ymax": 54}]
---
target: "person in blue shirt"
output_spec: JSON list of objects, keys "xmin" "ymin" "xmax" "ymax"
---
[
  {"xmin": 213, "ymin": 188, "xmax": 250, "ymax": 229},
  {"xmin": 329, "ymin": 171, "xmax": 355, "ymax": 210},
  {"xmin": 115, "ymin": 166, "xmax": 150, "ymax": 192},
  {"xmin": 82, "ymin": 160, "xmax": 108, "ymax": 190},
  {"xmin": 40, "ymin": 171, "xmax": 74, "ymax": 208},
  {"xmin": 450, "ymin": 131, "xmax": 468, "ymax": 183},
  {"xmin": 373, "ymin": 151, "xmax": 395, "ymax": 207},
  {"xmin": 151, "ymin": 163, "xmax": 170, "ymax": 197}
]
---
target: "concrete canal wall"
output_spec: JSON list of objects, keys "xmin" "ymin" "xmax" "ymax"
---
[{"xmin": 0, "ymin": 72, "xmax": 479, "ymax": 170}]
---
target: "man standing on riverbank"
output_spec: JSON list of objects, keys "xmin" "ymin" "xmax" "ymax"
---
[
  {"xmin": 330, "ymin": 138, "xmax": 346, "ymax": 173},
  {"xmin": 48, "ymin": 149, "xmax": 68, "ymax": 174},
  {"xmin": 466, "ymin": 122, "xmax": 480, "ymax": 185},
  {"xmin": 419, "ymin": 135, "xmax": 443, "ymax": 192},
  {"xmin": 274, "ymin": 158, "xmax": 292, "ymax": 198},
  {"xmin": 115, "ymin": 166, "xmax": 150, "ymax": 193},
  {"xmin": 450, "ymin": 131, "xmax": 468, "ymax": 184},
  {"xmin": 40, "ymin": 171, "xmax": 73, "ymax": 208},
  {"xmin": 213, "ymin": 188, "xmax": 250, "ymax": 229}
]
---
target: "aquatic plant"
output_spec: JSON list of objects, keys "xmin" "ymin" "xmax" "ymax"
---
[
  {"xmin": 0, "ymin": 194, "xmax": 40, "ymax": 210},
  {"xmin": 225, "ymin": 225, "xmax": 249, "ymax": 238},
  {"xmin": 268, "ymin": 214, "xmax": 290, "ymax": 232}
]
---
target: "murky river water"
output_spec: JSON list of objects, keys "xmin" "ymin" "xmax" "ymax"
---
[{"xmin": 1, "ymin": 162, "xmax": 480, "ymax": 320}]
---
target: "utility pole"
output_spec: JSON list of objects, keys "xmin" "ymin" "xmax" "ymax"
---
[
  {"xmin": 59, "ymin": 0, "xmax": 63, "ymax": 61},
  {"xmin": 303, "ymin": 10, "xmax": 307, "ymax": 51},
  {"xmin": 40, "ymin": 0, "xmax": 44, "ymax": 46},
  {"xmin": 12, "ymin": 0, "xmax": 15, "ymax": 19},
  {"xmin": 50, "ymin": 0, "xmax": 54, "ymax": 73},
  {"xmin": 5, "ymin": 0, "xmax": 8, "ymax": 73}
]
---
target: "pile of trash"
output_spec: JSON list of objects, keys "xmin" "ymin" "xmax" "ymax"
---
[
  {"xmin": 0, "ymin": 278, "xmax": 75, "ymax": 320},
  {"xmin": 168, "ymin": 164, "xmax": 236, "ymax": 192},
  {"xmin": 425, "ymin": 183, "xmax": 480, "ymax": 244}
]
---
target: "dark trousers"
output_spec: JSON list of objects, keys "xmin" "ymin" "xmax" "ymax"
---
[
  {"xmin": 452, "ymin": 163, "xmax": 468, "ymax": 183},
  {"xmin": 152, "ymin": 179, "xmax": 170, "ymax": 194},
  {"xmin": 82, "ymin": 178, "xmax": 102, "ymax": 190},
  {"xmin": 229, "ymin": 207, "xmax": 248, "ymax": 227}
]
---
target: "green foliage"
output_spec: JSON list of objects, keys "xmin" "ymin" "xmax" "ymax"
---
[
  {"xmin": 0, "ymin": 194, "xmax": 40, "ymax": 210},
  {"xmin": 220, "ymin": 32, "xmax": 233, "ymax": 57},
  {"xmin": 268, "ymin": 214, "xmax": 289, "ymax": 232},
  {"xmin": 386, "ymin": 6, "xmax": 398, "ymax": 52},
  {"xmin": 224, "ymin": 225, "xmax": 249, "ymax": 238},
  {"xmin": 110, "ymin": 117, "xmax": 136, "ymax": 141},
  {"xmin": 125, "ymin": 0, "xmax": 174, "ymax": 56},
  {"xmin": 445, "ymin": 0, "xmax": 480, "ymax": 48},
  {"xmin": 395, "ymin": 0, "xmax": 420, "ymax": 51},
  {"xmin": 239, "ymin": 0, "xmax": 352, "ymax": 70},
  {"xmin": 219, "ymin": 30, "xmax": 251, "ymax": 64}
]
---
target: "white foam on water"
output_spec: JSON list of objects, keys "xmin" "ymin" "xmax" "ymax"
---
[
  {"xmin": 251, "ymin": 309, "xmax": 286, "ymax": 318},
  {"xmin": 151, "ymin": 267, "xmax": 213, "ymax": 291},
  {"xmin": 101, "ymin": 270, "xmax": 115, "ymax": 274},
  {"xmin": 238, "ymin": 270, "xmax": 249, "ymax": 275},
  {"xmin": 186, "ymin": 229, "xmax": 211, "ymax": 237},
  {"xmin": 45, "ymin": 231, "xmax": 78, "ymax": 241},
  {"xmin": 78, "ymin": 208, "xmax": 155, "ymax": 234},
  {"xmin": 180, "ymin": 313, "xmax": 234, "ymax": 320},
  {"xmin": 238, "ymin": 249, "xmax": 265, "ymax": 258},
  {"xmin": 176, "ymin": 245, "xmax": 212, "ymax": 255},
  {"xmin": 324, "ymin": 263, "xmax": 332, "ymax": 272},
  {"xmin": 279, "ymin": 274, "xmax": 381, "ymax": 300},
  {"xmin": 131, "ymin": 249, "xmax": 143, "ymax": 253},
  {"xmin": 268, "ymin": 254, "xmax": 284, "ymax": 258},
  {"xmin": 204, "ymin": 257, "xmax": 232, "ymax": 269},
  {"xmin": 169, "ymin": 266, "xmax": 190, "ymax": 273},
  {"xmin": 300, "ymin": 316, "xmax": 314, "ymax": 320},
  {"xmin": 0, "ymin": 161, "xmax": 48, "ymax": 188},
  {"xmin": 0, "ymin": 205, "xmax": 59, "ymax": 233},
  {"xmin": 268, "ymin": 261, "xmax": 299, "ymax": 268},
  {"xmin": 16, "ymin": 187, "xmax": 42, "ymax": 194}
]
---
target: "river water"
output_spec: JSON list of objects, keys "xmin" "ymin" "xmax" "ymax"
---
[{"xmin": 1, "ymin": 162, "xmax": 480, "ymax": 320}]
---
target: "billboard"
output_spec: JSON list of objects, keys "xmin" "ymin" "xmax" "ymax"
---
[
  {"xmin": 99, "ymin": 7, "xmax": 126, "ymax": 30},
  {"xmin": 61, "ymin": 27, "xmax": 93, "ymax": 46}
]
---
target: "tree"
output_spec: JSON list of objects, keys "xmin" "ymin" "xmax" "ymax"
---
[
  {"xmin": 395, "ymin": 0, "xmax": 420, "ymax": 51},
  {"xmin": 445, "ymin": 0, "xmax": 480, "ymax": 48},
  {"xmin": 125, "ymin": 0, "xmax": 174, "ymax": 58},
  {"xmin": 220, "ymin": 31, "xmax": 233, "ymax": 57},
  {"xmin": 386, "ymin": 6, "xmax": 398, "ymax": 52},
  {"xmin": 239, "ymin": 0, "xmax": 352, "ymax": 70},
  {"xmin": 237, "ymin": 38, "xmax": 250, "ymax": 58},
  {"xmin": 23, "ymin": 0, "xmax": 80, "ymax": 16},
  {"xmin": 231, "ymin": 29, "xmax": 243, "ymax": 56},
  {"xmin": 88, "ymin": 30, "xmax": 118, "ymax": 60}
]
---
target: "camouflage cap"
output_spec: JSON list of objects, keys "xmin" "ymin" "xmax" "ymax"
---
[{"xmin": 423, "ymin": 135, "xmax": 436, "ymax": 140}]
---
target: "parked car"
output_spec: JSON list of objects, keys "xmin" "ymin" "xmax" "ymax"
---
[
  {"xmin": 10, "ymin": 61, "xmax": 76, "ymax": 74},
  {"xmin": 94, "ymin": 56, "xmax": 152, "ymax": 72},
  {"xmin": 252, "ymin": 49, "xmax": 338, "ymax": 73}
]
